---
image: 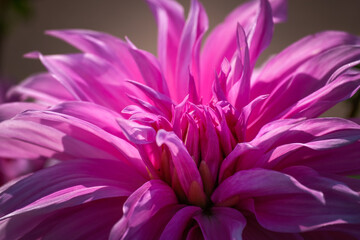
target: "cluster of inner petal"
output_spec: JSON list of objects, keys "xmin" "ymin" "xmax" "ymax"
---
[{"xmin": 121, "ymin": 99, "xmax": 245, "ymax": 210}]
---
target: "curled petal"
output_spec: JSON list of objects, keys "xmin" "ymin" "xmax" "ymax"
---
[
  {"xmin": 109, "ymin": 180, "xmax": 178, "ymax": 240},
  {"xmin": 193, "ymin": 207, "xmax": 247, "ymax": 240},
  {"xmin": 156, "ymin": 130, "xmax": 205, "ymax": 206}
]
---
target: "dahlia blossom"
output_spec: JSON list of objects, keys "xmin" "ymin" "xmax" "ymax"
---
[{"xmin": 1, "ymin": 0, "xmax": 360, "ymax": 239}]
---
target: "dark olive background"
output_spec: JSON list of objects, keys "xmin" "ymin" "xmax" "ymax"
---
[{"xmin": 2, "ymin": 0, "xmax": 360, "ymax": 116}]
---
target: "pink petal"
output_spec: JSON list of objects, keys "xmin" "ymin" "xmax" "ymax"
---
[
  {"xmin": 212, "ymin": 168, "xmax": 324, "ymax": 206},
  {"xmin": 30, "ymin": 52, "xmax": 143, "ymax": 112},
  {"xmin": 109, "ymin": 180, "xmax": 178, "ymax": 240},
  {"xmin": 146, "ymin": 0, "xmax": 185, "ymax": 93},
  {"xmin": 7, "ymin": 73, "xmax": 74, "ymax": 105},
  {"xmin": 126, "ymin": 80, "xmax": 173, "ymax": 118},
  {"xmin": 160, "ymin": 206, "xmax": 202, "ymax": 240},
  {"xmin": 251, "ymin": 31, "xmax": 360, "ymax": 99},
  {"xmin": 46, "ymin": 29, "xmax": 144, "ymax": 84},
  {"xmin": 117, "ymin": 118, "xmax": 156, "ymax": 145},
  {"xmin": 0, "ymin": 159, "xmax": 145, "ymax": 219},
  {"xmin": 242, "ymin": 218, "xmax": 304, "ymax": 240},
  {"xmin": 246, "ymin": 0, "xmax": 274, "ymax": 68},
  {"xmin": 174, "ymin": 0, "xmax": 208, "ymax": 102},
  {"xmin": 127, "ymin": 46, "xmax": 170, "ymax": 96},
  {"xmin": 281, "ymin": 69, "xmax": 360, "ymax": 119},
  {"xmin": 249, "ymin": 118, "xmax": 360, "ymax": 174},
  {"xmin": 200, "ymin": 0, "xmax": 283, "ymax": 102},
  {"xmin": 0, "ymin": 102, "xmax": 46, "ymax": 121},
  {"xmin": 226, "ymin": 24, "xmax": 251, "ymax": 110},
  {"xmin": 156, "ymin": 130, "xmax": 205, "ymax": 204},
  {"xmin": 248, "ymin": 45, "xmax": 360, "ymax": 136},
  {"xmin": 193, "ymin": 207, "xmax": 246, "ymax": 240},
  {"xmin": 2, "ymin": 197, "xmax": 125, "ymax": 240},
  {"xmin": 253, "ymin": 166, "xmax": 360, "ymax": 232},
  {"xmin": 0, "ymin": 109, "xmax": 148, "ymax": 178}
]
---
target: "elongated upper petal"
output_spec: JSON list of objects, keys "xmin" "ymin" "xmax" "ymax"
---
[
  {"xmin": 200, "ymin": 0, "xmax": 284, "ymax": 102},
  {"xmin": 156, "ymin": 130, "xmax": 205, "ymax": 204},
  {"xmin": 146, "ymin": 0, "xmax": 184, "ymax": 93}
]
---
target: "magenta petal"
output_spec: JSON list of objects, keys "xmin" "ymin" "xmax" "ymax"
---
[
  {"xmin": 193, "ymin": 207, "xmax": 246, "ymax": 240},
  {"xmin": 126, "ymin": 80, "xmax": 173, "ymax": 118},
  {"xmin": 247, "ymin": 0, "xmax": 274, "ymax": 68},
  {"xmin": 0, "ymin": 109, "xmax": 148, "ymax": 178},
  {"xmin": 156, "ymin": 130, "xmax": 204, "ymax": 201},
  {"xmin": 127, "ymin": 46, "xmax": 170, "ymax": 96},
  {"xmin": 250, "ymin": 118, "xmax": 360, "ymax": 174},
  {"xmin": 0, "ymin": 102, "xmax": 45, "ymax": 122},
  {"xmin": 46, "ymin": 29, "xmax": 144, "ymax": 83},
  {"xmin": 33, "ymin": 52, "xmax": 143, "ymax": 112},
  {"xmin": 0, "ymin": 159, "xmax": 146, "ymax": 219},
  {"xmin": 281, "ymin": 69, "xmax": 360, "ymax": 119},
  {"xmin": 249, "ymin": 45, "xmax": 360, "ymax": 135},
  {"xmin": 200, "ymin": 0, "xmax": 283, "ymax": 102},
  {"xmin": 242, "ymin": 218, "xmax": 304, "ymax": 240},
  {"xmin": 227, "ymin": 24, "xmax": 251, "ymax": 110},
  {"xmin": 49, "ymin": 101, "xmax": 124, "ymax": 138},
  {"xmin": 253, "ymin": 166, "xmax": 360, "ymax": 233},
  {"xmin": 117, "ymin": 118, "xmax": 156, "ymax": 144},
  {"xmin": 109, "ymin": 180, "xmax": 178, "ymax": 240},
  {"xmin": 146, "ymin": 0, "xmax": 184, "ymax": 93},
  {"xmin": 19, "ymin": 198, "xmax": 125, "ymax": 240},
  {"xmin": 212, "ymin": 168, "xmax": 324, "ymax": 206},
  {"xmin": 174, "ymin": 0, "xmax": 208, "ymax": 102},
  {"xmin": 7, "ymin": 73, "xmax": 74, "ymax": 105},
  {"xmin": 186, "ymin": 225, "xmax": 203, "ymax": 240},
  {"xmin": 251, "ymin": 31, "xmax": 360, "ymax": 99},
  {"xmin": 160, "ymin": 206, "xmax": 202, "ymax": 240}
]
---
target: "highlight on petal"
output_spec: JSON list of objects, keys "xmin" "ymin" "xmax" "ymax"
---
[
  {"xmin": 156, "ymin": 130, "xmax": 206, "ymax": 206},
  {"xmin": 109, "ymin": 180, "xmax": 178, "ymax": 240},
  {"xmin": 0, "ymin": 159, "xmax": 146, "ymax": 239},
  {"xmin": 7, "ymin": 73, "xmax": 74, "ymax": 105},
  {"xmin": 146, "ymin": 0, "xmax": 184, "ymax": 85},
  {"xmin": 174, "ymin": 0, "xmax": 208, "ymax": 102}
]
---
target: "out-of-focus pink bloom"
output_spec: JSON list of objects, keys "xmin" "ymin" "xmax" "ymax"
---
[{"xmin": 0, "ymin": 0, "xmax": 360, "ymax": 239}]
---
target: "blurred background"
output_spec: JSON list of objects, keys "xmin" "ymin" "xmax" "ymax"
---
[{"xmin": 1, "ymin": 0, "xmax": 360, "ymax": 116}]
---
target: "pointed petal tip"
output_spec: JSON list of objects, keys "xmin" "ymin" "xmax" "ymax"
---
[
  {"xmin": 155, "ymin": 129, "xmax": 168, "ymax": 147},
  {"xmin": 24, "ymin": 51, "xmax": 41, "ymax": 59}
]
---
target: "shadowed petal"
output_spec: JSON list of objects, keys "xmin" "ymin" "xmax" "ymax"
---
[
  {"xmin": 212, "ymin": 168, "xmax": 324, "ymax": 206},
  {"xmin": 7, "ymin": 73, "xmax": 74, "ymax": 105},
  {"xmin": 17, "ymin": 198, "xmax": 125, "ymax": 240},
  {"xmin": 252, "ymin": 166, "xmax": 360, "ymax": 233},
  {"xmin": 160, "ymin": 206, "xmax": 202, "ymax": 240},
  {"xmin": 200, "ymin": 0, "xmax": 284, "ymax": 102},
  {"xmin": 193, "ymin": 207, "xmax": 246, "ymax": 240},
  {"xmin": 109, "ymin": 180, "xmax": 178, "ymax": 240},
  {"xmin": 156, "ymin": 130, "xmax": 205, "ymax": 205},
  {"xmin": 0, "ymin": 102, "xmax": 45, "ymax": 122}
]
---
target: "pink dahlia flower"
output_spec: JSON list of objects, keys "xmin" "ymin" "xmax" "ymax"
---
[{"xmin": 1, "ymin": 0, "xmax": 360, "ymax": 239}]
